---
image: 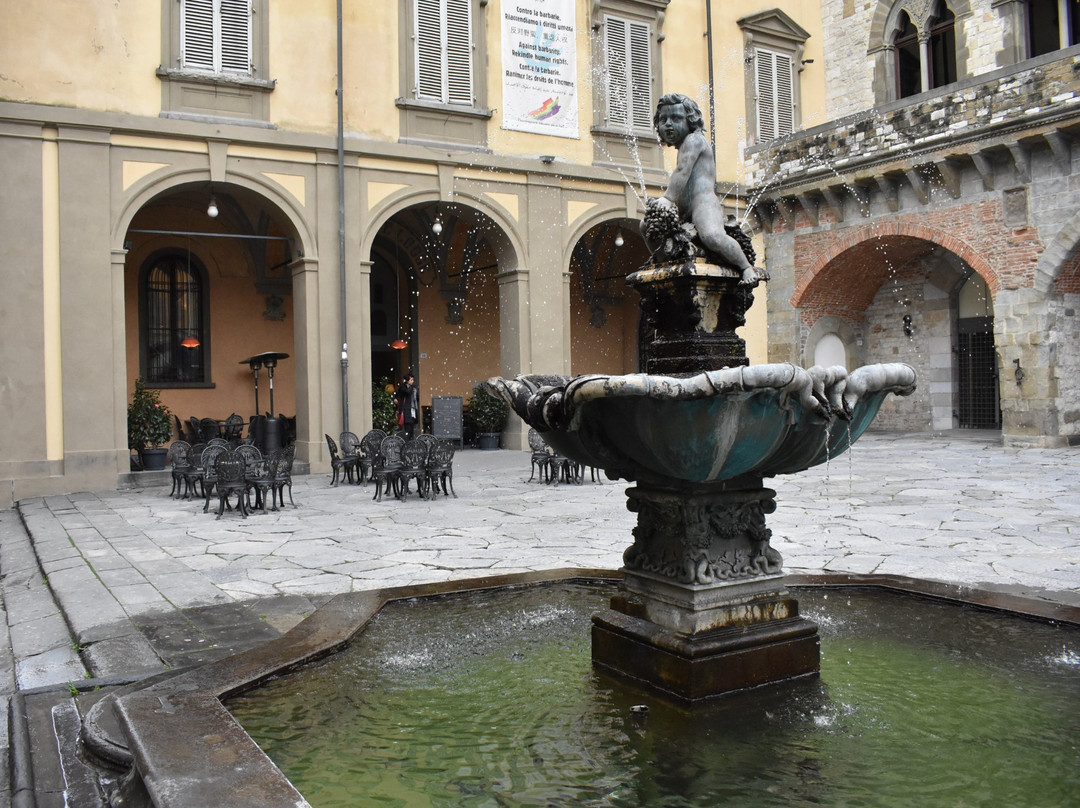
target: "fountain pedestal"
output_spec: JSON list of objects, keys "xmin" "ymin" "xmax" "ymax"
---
[{"xmin": 590, "ymin": 478, "xmax": 820, "ymax": 702}]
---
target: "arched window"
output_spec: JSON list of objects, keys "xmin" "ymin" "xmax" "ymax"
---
[
  {"xmin": 928, "ymin": 4, "xmax": 957, "ymax": 89},
  {"xmin": 139, "ymin": 250, "xmax": 210, "ymax": 385},
  {"xmin": 893, "ymin": 2, "xmax": 958, "ymax": 99},
  {"xmin": 894, "ymin": 11, "xmax": 921, "ymax": 98}
]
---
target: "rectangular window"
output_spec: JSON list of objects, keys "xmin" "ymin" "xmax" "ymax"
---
[
  {"xmin": 604, "ymin": 15, "xmax": 652, "ymax": 131},
  {"xmin": 415, "ymin": 0, "xmax": 474, "ymax": 105},
  {"xmin": 755, "ymin": 48, "xmax": 794, "ymax": 141},
  {"xmin": 180, "ymin": 0, "xmax": 252, "ymax": 76}
]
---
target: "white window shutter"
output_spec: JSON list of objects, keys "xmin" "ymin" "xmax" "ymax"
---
[
  {"xmin": 605, "ymin": 16, "xmax": 652, "ymax": 131},
  {"xmin": 415, "ymin": 0, "xmax": 474, "ymax": 105},
  {"xmin": 628, "ymin": 21, "xmax": 652, "ymax": 130},
  {"xmin": 415, "ymin": 0, "xmax": 444, "ymax": 100},
  {"xmin": 445, "ymin": 0, "xmax": 473, "ymax": 104},
  {"xmin": 605, "ymin": 16, "xmax": 628, "ymax": 127},
  {"xmin": 219, "ymin": 0, "xmax": 252, "ymax": 75},
  {"xmin": 181, "ymin": 0, "xmax": 215, "ymax": 72},
  {"xmin": 755, "ymin": 48, "xmax": 795, "ymax": 141}
]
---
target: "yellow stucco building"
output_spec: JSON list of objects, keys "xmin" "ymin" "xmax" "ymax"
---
[{"xmin": 0, "ymin": 0, "xmax": 825, "ymax": 505}]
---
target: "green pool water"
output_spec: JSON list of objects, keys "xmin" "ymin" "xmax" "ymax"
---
[{"xmin": 228, "ymin": 584, "xmax": 1080, "ymax": 808}]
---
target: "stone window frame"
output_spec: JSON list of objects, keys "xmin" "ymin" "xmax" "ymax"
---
[
  {"xmin": 396, "ymin": 0, "xmax": 493, "ymax": 150},
  {"xmin": 590, "ymin": 0, "xmax": 669, "ymax": 173},
  {"xmin": 138, "ymin": 249, "xmax": 214, "ymax": 388},
  {"xmin": 157, "ymin": 0, "xmax": 276, "ymax": 126},
  {"xmin": 738, "ymin": 10, "xmax": 810, "ymax": 148},
  {"xmin": 869, "ymin": 0, "xmax": 970, "ymax": 105},
  {"xmin": 994, "ymin": 0, "xmax": 1080, "ymax": 65}
]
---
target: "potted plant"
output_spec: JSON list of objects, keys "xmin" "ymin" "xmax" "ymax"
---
[
  {"xmin": 128, "ymin": 377, "xmax": 174, "ymax": 470},
  {"xmin": 465, "ymin": 381, "xmax": 509, "ymax": 450},
  {"xmin": 372, "ymin": 377, "xmax": 397, "ymax": 433}
]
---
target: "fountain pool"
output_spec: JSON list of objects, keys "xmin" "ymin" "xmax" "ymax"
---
[{"xmin": 228, "ymin": 580, "xmax": 1080, "ymax": 808}]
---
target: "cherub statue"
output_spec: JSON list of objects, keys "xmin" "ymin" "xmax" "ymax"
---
[{"xmin": 641, "ymin": 93, "xmax": 764, "ymax": 287}]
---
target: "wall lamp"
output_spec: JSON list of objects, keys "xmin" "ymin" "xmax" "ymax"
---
[
  {"xmin": 902, "ymin": 314, "xmax": 914, "ymax": 337},
  {"xmin": 1013, "ymin": 358, "xmax": 1025, "ymax": 385}
]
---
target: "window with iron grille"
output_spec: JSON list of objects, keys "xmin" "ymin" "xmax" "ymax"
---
[
  {"xmin": 415, "ymin": 0, "xmax": 473, "ymax": 105},
  {"xmin": 140, "ymin": 252, "xmax": 210, "ymax": 385},
  {"xmin": 180, "ymin": 0, "xmax": 252, "ymax": 76}
]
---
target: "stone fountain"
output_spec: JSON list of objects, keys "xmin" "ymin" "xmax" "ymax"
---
[{"xmin": 486, "ymin": 92, "xmax": 916, "ymax": 703}]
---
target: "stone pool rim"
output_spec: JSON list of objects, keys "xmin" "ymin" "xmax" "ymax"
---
[{"xmin": 98, "ymin": 570, "xmax": 1080, "ymax": 808}]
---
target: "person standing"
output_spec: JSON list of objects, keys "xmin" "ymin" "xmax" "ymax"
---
[{"xmin": 396, "ymin": 372, "xmax": 420, "ymax": 440}]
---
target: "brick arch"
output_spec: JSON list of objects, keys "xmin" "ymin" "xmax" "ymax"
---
[{"xmin": 792, "ymin": 221, "xmax": 999, "ymax": 312}]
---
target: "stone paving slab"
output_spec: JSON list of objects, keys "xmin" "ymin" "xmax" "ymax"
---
[{"xmin": 5, "ymin": 432, "xmax": 1080, "ymax": 692}]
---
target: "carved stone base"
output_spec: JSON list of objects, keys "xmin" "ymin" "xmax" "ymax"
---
[{"xmin": 592, "ymin": 603, "xmax": 820, "ymax": 703}]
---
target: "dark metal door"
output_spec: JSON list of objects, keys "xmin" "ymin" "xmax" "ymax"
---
[{"xmin": 957, "ymin": 317, "xmax": 1000, "ymax": 429}]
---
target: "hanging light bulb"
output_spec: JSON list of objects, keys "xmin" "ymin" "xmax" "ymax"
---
[
  {"xmin": 431, "ymin": 219, "xmax": 442, "ymax": 235},
  {"xmin": 614, "ymin": 233, "xmax": 624, "ymax": 247},
  {"xmin": 207, "ymin": 195, "xmax": 219, "ymax": 218}
]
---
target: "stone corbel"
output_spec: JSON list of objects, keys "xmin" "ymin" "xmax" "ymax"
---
[
  {"xmin": 795, "ymin": 193, "xmax": 820, "ymax": 227},
  {"xmin": 1006, "ymin": 143, "xmax": 1031, "ymax": 184},
  {"xmin": 873, "ymin": 176, "xmax": 898, "ymax": 212},
  {"xmin": 970, "ymin": 151, "xmax": 996, "ymax": 191},
  {"xmin": 1043, "ymin": 131, "xmax": 1072, "ymax": 175},
  {"xmin": 850, "ymin": 183, "xmax": 871, "ymax": 217},
  {"xmin": 904, "ymin": 167, "xmax": 930, "ymax": 205},
  {"xmin": 934, "ymin": 158, "xmax": 963, "ymax": 199},
  {"xmin": 775, "ymin": 198, "xmax": 799, "ymax": 230},
  {"xmin": 820, "ymin": 186, "xmax": 846, "ymax": 223}
]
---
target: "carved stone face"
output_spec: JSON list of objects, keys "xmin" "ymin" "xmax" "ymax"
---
[{"xmin": 656, "ymin": 103, "xmax": 690, "ymax": 146}]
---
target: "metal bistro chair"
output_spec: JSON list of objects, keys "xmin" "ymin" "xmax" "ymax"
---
[
  {"xmin": 213, "ymin": 450, "xmax": 249, "ymax": 519},
  {"xmin": 371, "ymin": 435, "xmax": 405, "ymax": 502},
  {"xmin": 339, "ymin": 431, "xmax": 363, "ymax": 484},
  {"xmin": 200, "ymin": 417, "xmax": 223, "ymax": 444},
  {"xmin": 200, "ymin": 444, "xmax": 229, "ymax": 513},
  {"xmin": 182, "ymin": 443, "xmax": 207, "ymax": 498},
  {"xmin": 527, "ymin": 428, "xmax": 554, "ymax": 483},
  {"xmin": 167, "ymin": 440, "xmax": 193, "ymax": 498},
  {"xmin": 358, "ymin": 429, "xmax": 387, "ymax": 485},
  {"xmin": 398, "ymin": 440, "xmax": 431, "ymax": 501},
  {"xmin": 325, "ymin": 434, "xmax": 353, "ymax": 487},
  {"xmin": 245, "ymin": 448, "xmax": 279, "ymax": 514},
  {"xmin": 222, "ymin": 413, "xmax": 245, "ymax": 445},
  {"xmin": 271, "ymin": 444, "xmax": 297, "ymax": 509},
  {"xmin": 426, "ymin": 439, "xmax": 457, "ymax": 498}
]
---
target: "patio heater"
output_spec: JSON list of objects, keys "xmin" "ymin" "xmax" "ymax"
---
[{"xmin": 239, "ymin": 352, "xmax": 290, "ymax": 453}]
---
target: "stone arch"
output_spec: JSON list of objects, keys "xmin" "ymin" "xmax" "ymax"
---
[
  {"xmin": 362, "ymin": 189, "xmax": 524, "ymax": 273},
  {"xmin": 112, "ymin": 167, "xmax": 316, "ymax": 260},
  {"xmin": 793, "ymin": 221, "xmax": 999, "ymax": 311},
  {"xmin": 1042, "ymin": 205, "xmax": 1080, "ymax": 294}
]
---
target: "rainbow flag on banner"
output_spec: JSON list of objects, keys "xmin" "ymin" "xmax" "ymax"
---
[{"xmin": 528, "ymin": 97, "xmax": 561, "ymax": 121}]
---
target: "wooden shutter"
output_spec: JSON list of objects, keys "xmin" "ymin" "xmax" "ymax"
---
[
  {"xmin": 606, "ymin": 16, "xmax": 652, "ymax": 130},
  {"xmin": 181, "ymin": 0, "xmax": 250, "ymax": 75},
  {"xmin": 181, "ymin": 0, "xmax": 215, "ymax": 71},
  {"xmin": 445, "ymin": 0, "xmax": 473, "ymax": 104},
  {"xmin": 755, "ymin": 48, "xmax": 795, "ymax": 141},
  {"xmin": 605, "ymin": 16, "xmax": 629, "ymax": 128},
  {"xmin": 415, "ymin": 0, "xmax": 473, "ymax": 104},
  {"xmin": 628, "ymin": 20, "xmax": 652, "ymax": 129},
  {"xmin": 219, "ymin": 0, "xmax": 251, "ymax": 75}
]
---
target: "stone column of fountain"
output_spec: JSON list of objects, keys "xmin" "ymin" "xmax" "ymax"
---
[{"xmin": 487, "ymin": 93, "xmax": 916, "ymax": 704}]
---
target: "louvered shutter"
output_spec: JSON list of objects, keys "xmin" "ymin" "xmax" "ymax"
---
[
  {"xmin": 181, "ymin": 0, "xmax": 251, "ymax": 75},
  {"xmin": 605, "ymin": 16, "xmax": 629, "ymax": 128},
  {"xmin": 755, "ymin": 48, "xmax": 795, "ymax": 141},
  {"xmin": 415, "ymin": 0, "xmax": 473, "ymax": 104},
  {"xmin": 181, "ymin": 0, "xmax": 215, "ymax": 72},
  {"xmin": 219, "ymin": 0, "xmax": 251, "ymax": 75},
  {"xmin": 415, "ymin": 0, "xmax": 443, "ymax": 100},
  {"xmin": 628, "ymin": 21, "xmax": 652, "ymax": 129},
  {"xmin": 605, "ymin": 16, "xmax": 652, "ymax": 130},
  {"xmin": 445, "ymin": 0, "xmax": 473, "ymax": 104}
]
